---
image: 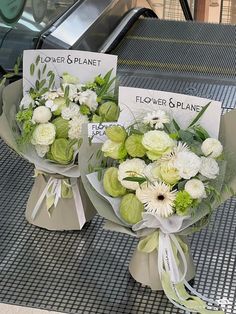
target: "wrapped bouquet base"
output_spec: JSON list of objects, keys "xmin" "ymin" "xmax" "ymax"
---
[
  {"xmin": 129, "ymin": 236, "xmax": 195, "ymax": 291},
  {"xmin": 25, "ymin": 174, "xmax": 96, "ymax": 231}
]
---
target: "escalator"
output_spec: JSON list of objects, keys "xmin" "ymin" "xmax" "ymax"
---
[{"xmin": 0, "ymin": 2, "xmax": 235, "ymax": 313}]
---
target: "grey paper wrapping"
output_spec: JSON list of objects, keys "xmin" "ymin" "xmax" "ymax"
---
[
  {"xmin": 129, "ymin": 238, "xmax": 195, "ymax": 291},
  {"xmin": 25, "ymin": 174, "xmax": 96, "ymax": 230},
  {"xmin": 0, "ymin": 80, "xmax": 96, "ymax": 230}
]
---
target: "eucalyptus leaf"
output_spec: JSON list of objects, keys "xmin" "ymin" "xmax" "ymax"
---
[
  {"xmin": 123, "ymin": 176, "xmax": 146, "ymax": 184},
  {"xmin": 35, "ymin": 55, "xmax": 40, "ymax": 65},
  {"xmin": 30, "ymin": 63, "xmax": 35, "ymax": 76}
]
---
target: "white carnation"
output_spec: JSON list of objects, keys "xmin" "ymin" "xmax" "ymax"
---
[
  {"xmin": 174, "ymin": 151, "xmax": 201, "ymax": 179},
  {"xmin": 32, "ymin": 123, "xmax": 56, "ymax": 146},
  {"xmin": 68, "ymin": 114, "xmax": 88, "ymax": 140},
  {"xmin": 201, "ymin": 138, "xmax": 223, "ymax": 158},
  {"xmin": 200, "ymin": 157, "xmax": 219, "ymax": 179},
  {"xmin": 185, "ymin": 179, "xmax": 206, "ymax": 199},
  {"xmin": 61, "ymin": 102, "xmax": 80, "ymax": 120},
  {"xmin": 78, "ymin": 90, "xmax": 98, "ymax": 110},
  {"xmin": 32, "ymin": 106, "xmax": 52, "ymax": 124},
  {"xmin": 35, "ymin": 144, "xmax": 50, "ymax": 158},
  {"xmin": 118, "ymin": 158, "xmax": 146, "ymax": 190},
  {"xmin": 20, "ymin": 94, "xmax": 34, "ymax": 109}
]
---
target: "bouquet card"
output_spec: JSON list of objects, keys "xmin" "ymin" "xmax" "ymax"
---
[
  {"xmin": 118, "ymin": 86, "xmax": 222, "ymax": 138},
  {"xmin": 23, "ymin": 50, "xmax": 117, "ymax": 94}
]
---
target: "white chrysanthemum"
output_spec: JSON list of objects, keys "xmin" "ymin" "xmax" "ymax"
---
[
  {"xmin": 61, "ymin": 102, "xmax": 80, "ymax": 120},
  {"xmin": 174, "ymin": 151, "xmax": 201, "ymax": 179},
  {"xmin": 161, "ymin": 142, "xmax": 190, "ymax": 162},
  {"xmin": 45, "ymin": 99, "xmax": 58, "ymax": 112},
  {"xmin": 68, "ymin": 114, "xmax": 88, "ymax": 140},
  {"xmin": 136, "ymin": 182, "xmax": 176, "ymax": 218},
  {"xmin": 143, "ymin": 110, "xmax": 170, "ymax": 129},
  {"xmin": 200, "ymin": 157, "xmax": 219, "ymax": 179},
  {"xmin": 185, "ymin": 179, "xmax": 206, "ymax": 199},
  {"xmin": 31, "ymin": 123, "xmax": 56, "ymax": 146},
  {"xmin": 32, "ymin": 106, "xmax": 52, "ymax": 124},
  {"xmin": 78, "ymin": 89, "xmax": 98, "ymax": 110},
  {"xmin": 20, "ymin": 93, "xmax": 34, "ymax": 109},
  {"xmin": 201, "ymin": 138, "xmax": 223, "ymax": 158},
  {"xmin": 118, "ymin": 159, "xmax": 146, "ymax": 190},
  {"xmin": 35, "ymin": 144, "xmax": 50, "ymax": 158}
]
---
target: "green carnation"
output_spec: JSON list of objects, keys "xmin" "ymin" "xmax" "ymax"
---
[
  {"xmin": 80, "ymin": 105, "xmax": 90, "ymax": 115},
  {"xmin": 53, "ymin": 97, "xmax": 67, "ymax": 115},
  {"xmin": 175, "ymin": 191, "xmax": 193, "ymax": 216},
  {"xmin": 50, "ymin": 138, "xmax": 74, "ymax": 164},
  {"xmin": 62, "ymin": 72, "xmax": 79, "ymax": 84},
  {"xmin": 119, "ymin": 193, "xmax": 144, "ymax": 224},
  {"xmin": 52, "ymin": 117, "xmax": 69, "ymax": 138},
  {"xmin": 103, "ymin": 167, "xmax": 126, "ymax": 197},
  {"xmin": 125, "ymin": 134, "xmax": 146, "ymax": 157},
  {"xmin": 102, "ymin": 139, "xmax": 127, "ymax": 160},
  {"xmin": 98, "ymin": 101, "xmax": 119, "ymax": 122},
  {"xmin": 105, "ymin": 126, "xmax": 127, "ymax": 143}
]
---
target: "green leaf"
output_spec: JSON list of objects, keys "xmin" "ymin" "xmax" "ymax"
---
[
  {"xmin": 39, "ymin": 79, "xmax": 46, "ymax": 90},
  {"xmin": 188, "ymin": 102, "xmax": 211, "ymax": 128},
  {"xmin": 64, "ymin": 85, "xmax": 70, "ymax": 99},
  {"xmin": 30, "ymin": 63, "xmax": 35, "ymax": 76},
  {"xmin": 35, "ymin": 80, "xmax": 40, "ymax": 90},
  {"xmin": 14, "ymin": 63, "xmax": 19, "ymax": 74},
  {"xmin": 172, "ymin": 118, "xmax": 180, "ymax": 131},
  {"xmin": 42, "ymin": 64, "xmax": 47, "ymax": 74},
  {"xmin": 192, "ymin": 125, "xmax": 210, "ymax": 141},
  {"xmin": 49, "ymin": 73, "xmax": 55, "ymax": 88},
  {"xmin": 123, "ymin": 176, "xmax": 146, "ymax": 184},
  {"xmin": 36, "ymin": 55, "xmax": 40, "ymax": 65},
  {"xmin": 38, "ymin": 69, "xmax": 41, "ymax": 80},
  {"xmin": 0, "ymin": 77, "xmax": 6, "ymax": 87},
  {"xmin": 178, "ymin": 129, "xmax": 194, "ymax": 143}
]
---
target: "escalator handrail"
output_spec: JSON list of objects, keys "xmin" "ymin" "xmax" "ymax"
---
[
  {"xmin": 98, "ymin": 7, "xmax": 157, "ymax": 53},
  {"xmin": 179, "ymin": 0, "xmax": 193, "ymax": 20}
]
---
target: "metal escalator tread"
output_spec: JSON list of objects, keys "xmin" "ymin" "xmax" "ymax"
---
[{"xmin": 113, "ymin": 19, "xmax": 236, "ymax": 81}]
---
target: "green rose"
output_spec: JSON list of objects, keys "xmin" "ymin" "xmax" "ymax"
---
[
  {"xmin": 159, "ymin": 161, "xmax": 181, "ymax": 185},
  {"xmin": 53, "ymin": 97, "xmax": 67, "ymax": 116},
  {"xmin": 119, "ymin": 193, "xmax": 144, "ymax": 224},
  {"xmin": 125, "ymin": 134, "xmax": 146, "ymax": 157},
  {"xmin": 103, "ymin": 167, "xmax": 126, "ymax": 197},
  {"xmin": 98, "ymin": 101, "xmax": 119, "ymax": 122},
  {"xmin": 105, "ymin": 126, "xmax": 127, "ymax": 143},
  {"xmin": 62, "ymin": 72, "xmax": 79, "ymax": 84},
  {"xmin": 50, "ymin": 138, "xmax": 74, "ymax": 164},
  {"xmin": 102, "ymin": 139, "xmax": 127, "ymax": 160},
  {"xmin": 142, "ymin": 130, "xmax": 175, "ymax": 160},
  {"xmin": 52, "ymin": 117, "xmax": 69, "ymax": 138}
]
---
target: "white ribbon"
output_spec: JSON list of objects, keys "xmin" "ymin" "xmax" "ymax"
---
[{"xmin": 31, "ymin": 176, "xmax": 86, "ymax": 228}]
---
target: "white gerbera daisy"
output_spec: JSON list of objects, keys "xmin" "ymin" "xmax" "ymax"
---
[
  {"xmin": 118, "ymin": 158, "xmax": 146, "ymax": 190},
  {"xmin": 136, "ymin": 182, "xmax": 176, "ymax": 218},
  {"xmin": 161, "ymin": 142, "xmax": 190, "ymax": 162},
  {"xmin": 143, "ymin": 110, "xmax": 170, "ymax": 129}
]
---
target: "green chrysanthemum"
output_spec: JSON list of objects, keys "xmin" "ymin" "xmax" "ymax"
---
[{"xmin": 175, "ymin": 191, "xmax": 193, "ymax": 216}]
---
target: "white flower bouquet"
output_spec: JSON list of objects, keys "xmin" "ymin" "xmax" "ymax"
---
[
  {"xmin": 79, "ymin": 102, "xmax": 236, "ymax": 312},
  {"xmin": 0, "ymin": 49, "xmax": 118, "ymax": 230}
]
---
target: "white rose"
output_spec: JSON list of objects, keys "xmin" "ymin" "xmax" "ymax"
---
[
  {"xmin": 32, "ymin": 106, "xmax": 52, "ymax": 124},
  {"xmin": 201, "ymin": 138, "xmax": 223, "ymax": 158},
  {"xmin": 45, "ymin": 99, "xmax": 58, "ymax": 112},
  {"xmin": 118, "ymin": 158, "xmax": 146, "ymax": 190},
  {"xmin": 174, "ymin": 151, "xmax": 201, "ymax": 179},
  {"xmin": 78, "ymin": 90, "xmax": 98, "ymax": 110},
  {"xmin": 143, "ymin": 162, "xmax": 160, "ymax": 182},
  {"xmin": 199, "ymin": 157, "xmax": 219, "ymax": 179},
  {"xmin": 32, "ymin": 123, "xmax": 56, "ymax": 146},
  {"xmin": 185, "ymin": 179, "xmax": 206, "ymax": 199},
  {"xmin": 142, "ymin": 130, "xmax": 175, "ymax": 160},
  {"xmin": 35, "ymin": 144, "xmax": 50, "ymax": 158},
  {"xmin": 20, "ymin": 94, "xmax": 34, "ymax": 109}
]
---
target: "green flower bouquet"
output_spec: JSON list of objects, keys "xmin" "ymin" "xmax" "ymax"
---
[
  {"xmin": 79, "ymin": 104, "xmax": 236, "ymax": 313},
  {"xmin": 0, "ymin": 50, "xmax": 118, "ymax": 230}
]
